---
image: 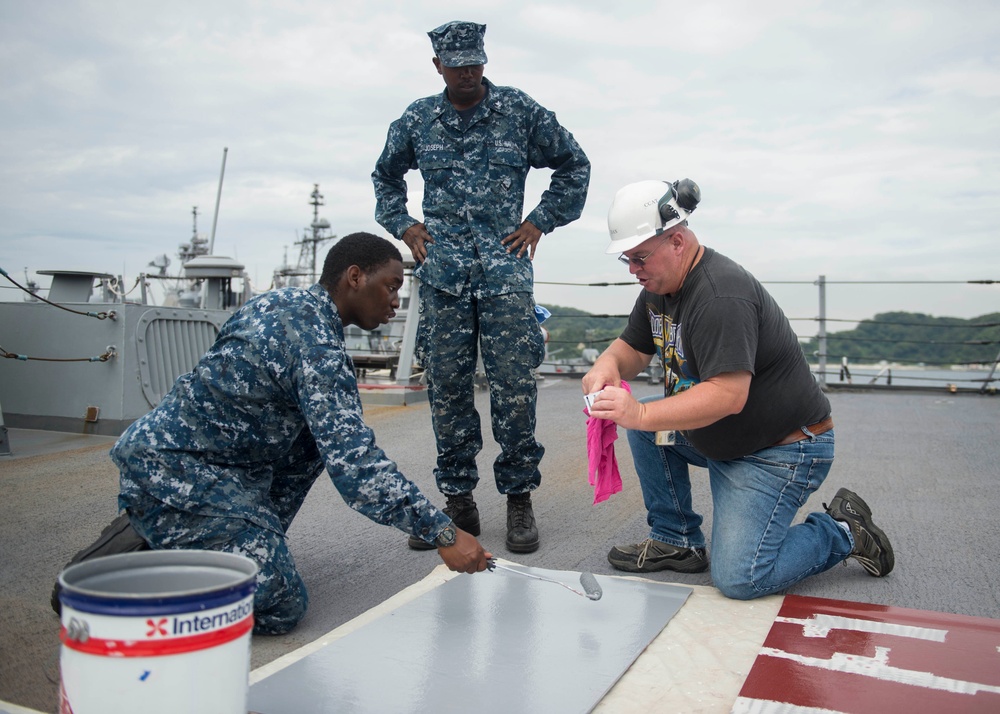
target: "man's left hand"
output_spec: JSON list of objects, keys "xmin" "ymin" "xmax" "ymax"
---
[
  {"xmin": 588, "ymin": 385, "xmax": 646, "ymax": 431},
  {"xmin": 501, "ymin": 220, "xmax": 542, "ymax": 259}
]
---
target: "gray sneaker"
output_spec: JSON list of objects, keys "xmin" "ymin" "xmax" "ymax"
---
[
  {"xmin": 408, "ymin": 492, "xmax": 481, "ymax": 551},
  {"xmin": 607, "ymin": 538, "xmax": 709, "ymax": 574},
  {"xmin": 825, "ymin": 488, "xmax": 894, "ymax": 577}
]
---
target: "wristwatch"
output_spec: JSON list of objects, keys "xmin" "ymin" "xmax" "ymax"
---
[{"xmin": 433, "ymin": 523, "xmax": 457, "ymax": 548}]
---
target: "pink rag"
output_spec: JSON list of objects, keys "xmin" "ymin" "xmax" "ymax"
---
[{"xmin": 584, "ymin": 380, "xmax": 631, "ymax": 504}]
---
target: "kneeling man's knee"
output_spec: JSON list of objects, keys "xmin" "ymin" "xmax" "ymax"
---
[
  {"xmin": 714, "ymin": 571, "xmax": 765, "ymax": 601},
  {"xmin": 252, "ymin": 582, "xmax": 308, "ymax": 635}
]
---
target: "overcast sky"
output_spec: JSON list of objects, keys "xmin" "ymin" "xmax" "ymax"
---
[{"xmin": 1, "ymin": 0, "xmax": 997, "ymax": 334}]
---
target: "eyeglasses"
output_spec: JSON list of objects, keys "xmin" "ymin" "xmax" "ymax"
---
[{"xmin": 618, "ymin": 236, "xmax": 668, "ymax": 267}]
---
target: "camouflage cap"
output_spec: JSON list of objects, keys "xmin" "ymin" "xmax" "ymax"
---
[{"xmin": 427, "ymin": 21, "xmax": 487, "ymax": 67}]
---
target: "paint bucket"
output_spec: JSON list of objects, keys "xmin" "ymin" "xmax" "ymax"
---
[{"xmin": 58, "ymin": 549, "xmax": 258, "ymax": 714}]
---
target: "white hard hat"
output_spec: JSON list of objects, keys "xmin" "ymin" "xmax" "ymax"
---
[{"xmin": 605, "ymin": 179, "xmax": 701, "ymax": 254}]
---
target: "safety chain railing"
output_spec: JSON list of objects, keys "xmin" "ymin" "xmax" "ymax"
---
[
  {"xmin": 541, "ymin": 314, "xmax": 1000, "ymax": 356},
  {"xmin": 533, "ymin": 276, "xmax": 999, "ymax": 394},
  {"xmin": 105, "ymin": 275, "xmax": 144, "ymax": 299},
  {"xmin": 1, "ymin": 344, "xmax": 117, "ymax": 363},
  {"xmin": 1, "ymin": 266, "xmax": 119, "ymax": 364},
  {"xmin": 0, "ymin": 266, "xmax": 117, "ymax": 321}
]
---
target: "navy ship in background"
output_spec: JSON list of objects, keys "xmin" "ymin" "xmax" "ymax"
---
[
  {"xmin": 1, "ymin": 182, "xmax": 996, "ymax": 448},
  {"xmin": 0, "ymin": 184, "xmax": 422, "ymax": 447}
]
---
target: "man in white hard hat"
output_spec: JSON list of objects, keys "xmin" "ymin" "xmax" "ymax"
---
[{"xmin": 582, "ymin": 180, "xmax": 894, "ymax": 600}]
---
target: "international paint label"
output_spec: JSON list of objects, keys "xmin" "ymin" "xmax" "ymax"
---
[
  {"xmin": 59, "ymin": 594, "xmax": 254, "ymax": 714},
  {"xmin": 60, "ymin": 594, "xmax": 254, "ymax": 657}
]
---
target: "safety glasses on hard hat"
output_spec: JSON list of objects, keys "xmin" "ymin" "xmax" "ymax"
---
[{"xmin": 618, "ymin": 236, "xmax": 669, "ymax": 267}]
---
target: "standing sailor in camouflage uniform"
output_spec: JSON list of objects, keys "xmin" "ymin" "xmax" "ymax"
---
[
  {"xmin": 372, "ymin": 21, "xmax": 590, "ymax": 553},
  {"xmin": 56, "ymin": 233, "xmax": 491, "ymax": 635}
]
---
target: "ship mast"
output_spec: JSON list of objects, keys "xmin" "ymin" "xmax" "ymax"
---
[
  {"xmin": 178, "ymin": 207, "xmax": 209, "ymax": 265},
  {"xmin": 271, "ymin": 184, "xmax": 336, "ymax": 288},
  {"xmin": 301, "ymin": 184, "xmax": 335, "ymax": 282}
]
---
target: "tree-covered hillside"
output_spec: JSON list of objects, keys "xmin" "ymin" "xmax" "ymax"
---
[
  {"xmin": 541, "ymin": 306, "xmax": 1000, "ymax": 368},
  {"xmin": 541, "ymin": 305, "xmax": 627, "ymax": 360},
  {"xmin": 799, "ymin": 312, "xmax": 1000, "ymax": 367}
]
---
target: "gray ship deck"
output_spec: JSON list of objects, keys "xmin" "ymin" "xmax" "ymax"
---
[{"xmin": 1, "ymin": 379, "xmax": 998, "ymax": 712}]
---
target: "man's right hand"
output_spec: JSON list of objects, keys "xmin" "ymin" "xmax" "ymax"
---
[
  {"xmin": 437, "ymin": 529, "xmax": 492, "ymax": 574},
  {"xmin": 401, "ymin": 223, "xmax": 435, "ymax": 263}
]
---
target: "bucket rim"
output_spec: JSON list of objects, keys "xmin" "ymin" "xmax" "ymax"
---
[{"xmin": 58, "ymin": 549, "xmax": 259, "ymax": 600}]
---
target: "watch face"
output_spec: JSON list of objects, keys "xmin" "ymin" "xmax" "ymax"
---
[{"xmin": 437, "ymin": 525, "xmax": 457, "ymax": 546}]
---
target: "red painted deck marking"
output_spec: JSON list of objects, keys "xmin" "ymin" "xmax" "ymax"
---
[{"xmin": 734, "ymin": 595, "xmax": 1000, "ymax": 713}]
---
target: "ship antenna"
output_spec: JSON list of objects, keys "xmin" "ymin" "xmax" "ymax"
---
[{"xmin": 208, "ymin": 147, "xmax": 228, "ymax": 254}]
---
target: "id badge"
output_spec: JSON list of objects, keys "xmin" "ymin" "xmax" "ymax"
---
[{"xmin": 655, "ymin": 430, "xmax": 676, "ymax": 446}]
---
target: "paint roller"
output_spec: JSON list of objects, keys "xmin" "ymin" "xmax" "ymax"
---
[{"xmin": 486, "ymin": 558, "xmax": 603, "ymax": 601}]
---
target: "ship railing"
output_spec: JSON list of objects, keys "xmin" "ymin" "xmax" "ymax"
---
[{"xmin": 533, "ymin": 275, "xmax": 999, "ymax": 395}]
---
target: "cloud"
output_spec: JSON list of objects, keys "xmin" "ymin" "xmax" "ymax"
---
[{"xmin": 1, "ymin": 0, "xmax": 997, "ymax": 326}]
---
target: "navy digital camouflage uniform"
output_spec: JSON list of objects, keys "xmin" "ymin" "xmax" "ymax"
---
[
  {"xmin": 372, "ymin": 77, "xmax": 590, "ymax": 497},
  {"xmin": 112, "ymin": 284, "xmax": 450, "ymax": 635}
]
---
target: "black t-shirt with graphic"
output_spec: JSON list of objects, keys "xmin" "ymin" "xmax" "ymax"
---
[{"xmin": 619, "ymin": 247, "xmax": 830, "ymax": 461}]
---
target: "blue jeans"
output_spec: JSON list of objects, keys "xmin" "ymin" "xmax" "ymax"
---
[{"xmin": 627, "ymin": 421, "xmax": 852, "ymax": 600}]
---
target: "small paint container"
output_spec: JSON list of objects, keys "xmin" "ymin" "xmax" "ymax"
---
[{"xmin": 58, "ymin": 549, "xmax": 258, "ymax": 714}]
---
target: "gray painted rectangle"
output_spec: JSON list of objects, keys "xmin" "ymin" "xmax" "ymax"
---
[{"xmin": 249, "ymin": 565, "xmax": 692, "ymax": 714}]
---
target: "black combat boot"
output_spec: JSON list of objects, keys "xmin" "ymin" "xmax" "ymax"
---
[
  {"xmin": 51, "ymin": 512, "xmax": 150, "ymax": 614},
  {"xmin": 408, "ymin": 492, "xmax": 481, "ymax": 550},
  {"xmin": 506, "ymin": 492, "xmax": 539, "ymax": 553}
]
